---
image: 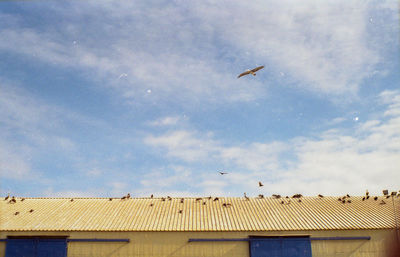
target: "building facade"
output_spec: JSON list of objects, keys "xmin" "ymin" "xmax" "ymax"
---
[{"xmin": 1, "ymin": 196, "xmax": 399, "ymax": 256}]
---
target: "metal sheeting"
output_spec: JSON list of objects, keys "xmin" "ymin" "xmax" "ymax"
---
[{"xmin": 1, "ymin": 196, "xmax": 399, "ymax": 232}]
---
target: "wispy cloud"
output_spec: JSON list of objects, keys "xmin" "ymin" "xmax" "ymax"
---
[
  {"xmin": 0, "ymin": 0, "xmax": 395, "ymax": 107},
  {"xmin": 144, "ymin": 130, "xmax": 220, "ymax": 162},
  {"xmin": 144, "ymin": 90, "xmax": 400, "ymax": 196},
  {"xmin": 148, "ymin": 116, "xmax": 182, "ymax": 127}
]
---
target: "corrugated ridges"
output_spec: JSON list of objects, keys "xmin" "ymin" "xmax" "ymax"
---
[{"xmin": 1, "ymin": 196, "xmax": 399, "ymax": 232}]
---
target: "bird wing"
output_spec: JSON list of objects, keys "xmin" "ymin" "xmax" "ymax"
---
[
  {"xmin": 237, "ymin": 70, "xmax": 251, "ymax": 78},
  {"xmin": 251, "ymin": 66, "xmax": 264, "ymax": 72}
]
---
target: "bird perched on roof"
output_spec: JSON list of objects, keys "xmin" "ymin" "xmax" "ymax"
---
[
  {"xmin": 21, "ymin": 198, "xmax": 25, "ymax": 201},
  {"xmin": 195, "ymin": 198, "xmax": 202, "ymax": 201},
  {"xmin": 374, "ymin": 196, "xmax": 378, "ymax": 200},
  {"xmin": 222, "ymin": 203, "xmax": 232, "ymax": 207},
  {"xmin": 150, "ymin": 194, "xmax": 154, "ymax": 198},
  {"xmin": 219, "ymin": 171, "xmax": 228, "ymax": 175},
  {"xmin": 161, "ymin": 197, "xmax": 166, "ymax": 201},
  {"xmin": 178, "ymin": 210, "xmax": 183, "ymax": 214},
  {"xmin": 380, "ymin": 200, "xmax": 386, "ymax": 205},
  {"xmin": 29, "ymin": 209, "xmax": 34, "ymax": 213},
  {"xmin": 292, "ymin": 194, "xmax": 302, "ymax": 198},
  {"xmin": 346, "ymin": 194, "xmax": 350, "ymax": 198},
  {"xmin": 167, "ymin": 196, "xmax": 172, "ymax": 201},
  {"xmin": 126, "ymin": 193, "xmax": 131, "ymax": 199},
  {"xmin": 366, "ymin": 190, "xmax": 369, "ymax": 196},
  {"xmin": 109, "ymin": 198, "xmax": 113, "ymax": 201},
  {"xmin": 244, "ymin": 192, "xmax": 250, "ymax": 200},
  {"xmin": 149, "ymin": 203, "xmax": 154, "ymax": 207},
  {"xmin": 4, "ymin": 194, "xmax": 9, "ymax": 201},
  {"xmin": 213, "ymin": 197, "xmax": 219, "ymax": 201},
  {"xmin": 318, "ymin": 194, "xmax": 324, "ymax": 198},
  {"xmin": 272, "ymin": 194, "xmax": 281, "ymax": 199},
  {"xmin": 237, "ymin": 66, "xmax": 264, "ymax": 78},
  {"xmin": 70, "ymin": 199, "xmax": 74, "ymax": 202},
  {"xmin": 258, "ymin": 194, "xmax": 264, "ymax": 199},
  {"xmin": 9, "ymin": 197, "xmax": 16, "ymax": 204},
  {"xmin": 15, "ymin": 212, "xmax": 19, "ymax": 215},
  {"xmin": 258, "ymin": 181, "xmax": 264, "ymax": 187},
  {"xmin": 180, "ymin": 198, "xmax": 184, "ymax": 203}
]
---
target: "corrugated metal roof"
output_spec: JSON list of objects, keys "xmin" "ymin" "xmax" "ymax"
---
[{"xmin": 1, "ymin": 196, "xmax": 399, "ymax": 232}]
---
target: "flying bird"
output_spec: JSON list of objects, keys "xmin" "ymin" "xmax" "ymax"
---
[
  {"xmin": 237, "ymin": 66, "xmax": 264, "ymax": 78},
  {"xmin": 258, "ymin": 181, "xmax": 264, "ymax": 187},
  {"xmin": 219, "ymin": 171, "xmax": 228, "ymax": 175}
]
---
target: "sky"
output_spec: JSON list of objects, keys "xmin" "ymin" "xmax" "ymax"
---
[{"xmin": 0, "ymin": 0, "xmax": 399, "ymax": 198}]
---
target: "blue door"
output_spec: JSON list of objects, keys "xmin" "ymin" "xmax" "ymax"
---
[
  {"xmin": 250, "ymin": 237, "xmax": 312, "ymax": 257},
  {"xmin": 5, "ymin": 238, "xmax": 67, "ymax": 257}
]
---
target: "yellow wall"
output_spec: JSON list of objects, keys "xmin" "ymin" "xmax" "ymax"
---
[{"xmin": 1, "ymin": 229, "xmax": 399, "ymax": 257}]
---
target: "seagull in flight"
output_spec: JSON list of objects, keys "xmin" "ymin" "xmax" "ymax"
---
[
  {"xmin": 219, "ymin": 171, "xmax": 228, "ymax": 175},
  {"xmin": 238, "ymin": 66, "xmax": 264, "ymax": 78}
]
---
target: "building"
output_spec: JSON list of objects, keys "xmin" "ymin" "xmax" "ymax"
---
[{"xmin": 1, "ymin": 195, "xmax": 399, "ymax": 256}]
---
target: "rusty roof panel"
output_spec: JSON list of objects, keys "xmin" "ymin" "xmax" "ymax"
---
[{"xmin": 1, "ymin": 196, "xmax": 399, "ymax": 232}]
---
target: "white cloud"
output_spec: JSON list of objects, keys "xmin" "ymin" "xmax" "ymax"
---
[
  {"xmin": 148, "ymin": 116, "xmax": 181, "ymax": 127},
  {"xmin": 0, "ymin": 81, "xmax": 106, "ymax": 181},
  {"xmin": 43, "ymin": 188, "xmax": 100, "ymax": 198},
  {"xmin": 86, "ymin": 168, "xmax": 103, "ymax": 176},
  {"xmin": 188, "ymin": 0, "xmax": 383, "ymax": 95},
  {"xmin": 0, "ymin": 1, "xmax": 394, "ymax": 107},
  {"xmin": 144, "ymin": 90, "xmax": 400, "ymax": 196},
  {"xmin": 0, "ymin": 141, "xmax": 31, "ymax": 179},
  {"xmin": 144, "ymin": 130, "xmax": 220, "ymax": 162}
]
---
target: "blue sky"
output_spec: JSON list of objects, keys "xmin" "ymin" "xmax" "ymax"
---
[{"xmin": 0, "ymin": 0, "xmax": 399, "ymax": 197}]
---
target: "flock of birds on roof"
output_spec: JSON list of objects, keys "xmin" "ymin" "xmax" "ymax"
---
[{"xmin": 5, "ymin": 188, "xmax": 399, "ymax": 216}]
